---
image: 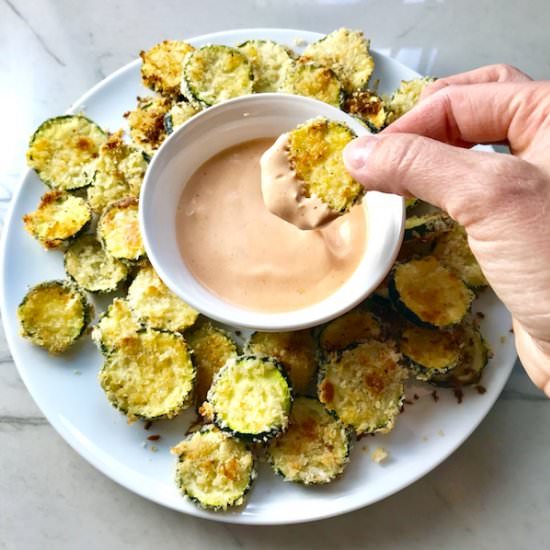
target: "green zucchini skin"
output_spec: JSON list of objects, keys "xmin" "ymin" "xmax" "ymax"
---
[
  {"xmin": 207, "ymin": 354, "xmax": 293, "ymax": 444},
  {"xmin": 404, "ymin": 213, "xmax": 454, "ymax": 242}
]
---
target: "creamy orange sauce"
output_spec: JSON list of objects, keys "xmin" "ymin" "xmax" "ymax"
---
[{"xmin": 176, "ymin": 138, "xmax": 366, "ymax": 312}]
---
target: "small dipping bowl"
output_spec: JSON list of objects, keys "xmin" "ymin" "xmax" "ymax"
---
[{"xmin": 140, "ymin": 93, "xmax": 404, "ymax": 331}]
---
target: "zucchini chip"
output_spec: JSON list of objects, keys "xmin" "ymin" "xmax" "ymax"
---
[
  {"xmin": 18, "ymin": 280, "xmax": 92, "ymax": 354},
  {"xmin": 64, "ymin": 235, "xmax": 128, "ymax": 293},
  {"xmin": 389, "ymin": 257, "xmax": 475, "ymax": 329},
  {"xmin": 97, "ymin": 197, "xmax": 145, "ymax": 262},
  {"xmin": 318, "ymin": 341, "xmax": 406, "ymax": 435},
  {"xmin": 268, "ymin": 397, "xmax": 351, "ymax": 485},
  {"xmin": 26, "ymin": 115, "xmax": 106, "ymax": 190},
  {"xmin": 87, "ymin": 130, "xmax": 148, "ymax": 214},
  {"xmin": 405, "ymin": 198, "xmax": 419, "ymax": 210},
  {"xmin": 186, "ymin": 321, "xmax": 238, "ymax": 404},
  {"xmin": 172, "ymin": 426, "xmax": 255, "ymax": 510},
  {"xmin": 399, "ymin": 323, "xmax": 464, "ymax": 381},
  {"xmin": 164, "ymin": 101, "xmax": 200, "ymax": 135},
  {"xmin": 404, "ymin": 212, "xmax": 454, "ymax": 242},
  {"xmin": 127, "ymin": 265, "xmax": 199, "ymax": 331},
  {"xmin": 319, "ymin": 308, "xmax": 382, "ymax": 355},
  {"xmin": 433, "ymin": 225, "xmax": 488, "ymax": 289},
  {"xmin": 246, "ymin": 330, "xmax": 317, "ymax": 395},
  {"xmin": 207, "ymin": 355, "xmax": 292, "ymax": 443},
  {"xmin": 23, "ymin": 190, "xmax": 91, "ymax": 249},
  {"xmin": 386, "ymin": 76, "xmax": 435, "ymax": 124},
  {"xmin": 91, "ymin": 298, "xmax": 141, "ymax": 355},
  {"xmin": 288, "ymin": 117, "xmax": 363, "ymax": 213},
  {"xmin": 431, "ymin": 322, "xmax": 489, "ymax": 387},
  {"xmin": 140, "ymin": 40, "xmax": 195, "ymax": 97},
  {"xmin": 239, "ymin": 39, "xmax": 294, "ymax": 93},
  {"xmin": 301, "ymin": 28, "xmax": 374, "ymax": 93},
  {"xmin": 343, "ymin": 90, "xmax": 387, "ymax": 131},
  {"xmin": 125, "ymin": 95, "xmax": 172, "ymax": 156},
  {"xmin": 283, "ymin": 62, "xmax": 343, "ymax": 107},
  {"xmin": 99, "ymin": 329, "xmax": 195, "ymax": 421},
  {"xmin": 182, "ymin": 45, "xmax": 254, "ymax": 106}
]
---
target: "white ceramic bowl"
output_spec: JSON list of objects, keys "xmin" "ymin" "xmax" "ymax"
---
[{"xmin": 140, "ymin": 93, "xmax": 404, "ymax": 331}]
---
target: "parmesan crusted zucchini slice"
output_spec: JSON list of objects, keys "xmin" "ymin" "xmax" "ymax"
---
[
  {"xmin": 430, "ymin": 321, "xmax": 489, "ymax": 387},
  {"xmin": 386, "ymin": 76, "xmax": 436, "ymax": 124},
  {"xmin": 64, "ymin": 235, "xmax": 128, "ymax": 293},
  {"xmin": 207, "ymin": 355, "xmax": 292, "ymax": 443},
  {"xmin": 23, "ymin": 190, "xmax": 91, "ymax": 249},
  {"xmin": 239, "ymin": 39, "xmax": 294, "ymax": 93},
  {"xmin": 301, "ymin": 28, "xmax": 374, "ymax": 93},
  {"xmin": 127, "ymin": 265, "xmax": 199, "ymax": 331},
  {"xmin": 288, "ymin": 117, "xmax": 363, "ymax": 213},
  {"xmin": 267, "ymin": 397, "xmax": 351, "ymax": 485},
  {"xmin": 318, "ymin": 341, "xmax": 406, "ymax": 435},
  {"xmin": 319, "ymin": 308, "xmax": 382, "ymax": 355},
  {"xmin": 343, "ymin": 90, "xmax": 387, "ymax": 131},
  {"xmin": 433, "ymin": 225, "xmax": 488, "ymax": 289},
  {"xmin": 87, "ymin": 130, "xmax": 148, "ymax": 214},
  {"xmin": 389, "ymin": 257, "xmax": 475, "ymax": 329},
  {"xmin": 399, "ymin": 324, "xmax": 464, "ymax": 381},
  {"xmin": 406, "ymin": 198, "xmax": 419, "ymax": 210},
  {"xmin": 404, "ymin": 212, "xmax": 454, "ymax": 241},
  {"xmin": 26, "ymin": 115, "xmax": 106, "ymax": 190},
  {"xmin": 182, "ymin": 45, "xmax": 254, "ymax": 106},
  {"xmin": 246, "ymin": 330, "xmax": 317, "ymax": 395},
  {"xmin": 163, "ymin": 101, "xmax": 200, "ymax": 135},
  {"xmin": 99, "ymin": 329, "xmax": 195, "ymax": 421},
  {"xmin": 18, "ymin": 280, "xmax": 92, "ymax": 354},
  {"xmin": 172, "ymin": 426, "xmax": 255, "ymax": 510},
  {"xmin": 97, "ymin": 197, "xmax": 145, "ymax": 262},
  {"xmin": 91, "ymin": 298, "xmax": 141, "ymax": 355},
  {"xmin": 140, "ymin": 40, "xmax": 195, "ymax": 97},
  {"xmin": 283, "ymin": 62, "xmax": 343, "ymax": 107},
  {"xmin": 125, "ymin": 96, "xmax": 172, "ymax": 156},
  {"xmin": 186, "ymin": 321, "xmax": 238, "ymax": 404}
]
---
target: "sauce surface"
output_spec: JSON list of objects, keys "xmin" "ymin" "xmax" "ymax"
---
[{"xmin": 176, "ymin": 138, "xmax": 366, "ymax": 312}]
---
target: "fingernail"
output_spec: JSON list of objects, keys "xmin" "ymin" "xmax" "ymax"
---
[{"xmin": 343, "ymin": 135, "xmax": 380, "ymax": 171}]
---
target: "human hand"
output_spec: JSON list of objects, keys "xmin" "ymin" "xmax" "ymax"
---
[{"xmin": 343, "ymin": 65, "xmax": 550, "ymax": 396}]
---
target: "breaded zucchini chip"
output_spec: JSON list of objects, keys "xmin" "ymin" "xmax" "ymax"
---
[
  {"xmin": 389, "ymin": 256, "xmax": 475, "ymax": 329},
  {"xmin": 125, "ymin": 95, "xmax": 172, "ymax": 156},
  {"xmin": 172, "ymin": 426, "xmax": 255, "ymax": 510},
  {"xmin": 404, "ymin": 212, "xmax": 454, "ymax": 242},
  {"xmin": 164, "ymin": 101, "xmax": 200, "ymax": 135},
  {"xmin": 207, "ymin": 355, "xmax": 292, "ymax": 443},
  {"xmin": 246, "ymin": 330, "xmax": 317, "ymax": 395},
  {"xmin": 343, "ymin": 90, "xmax": 387, "ymax": 131},
  {"xmin": 91, "ymin": 298, "xmax": 141, "ymax": 355},
  {"xmin": 26, "ymin": 115, "xmax": 106, "ymax": 190},
  {"xmin": 64, "ymin": 234, "xmax": 128, "ymax": 293},
  {"xmin": 239, "ymin": 39, "xmax": 294, "ymax": 93},
  {"xmin": 18, "ymin": 280, "xmax": 92, "ymax": 354},
  {"xmin": 87, "ymin": 130, "xmax": 147, "ymax": 214},
  {"xmin": 386, "ymin": 76, "xmax": 435, "ymax": 124},
  {"xmin": 288, "ymin": 117, "xmax": 363, "ymax": 213},
  {"xmin": 186, "ymin": 321, "xmax": 238, "ymax": 404},
  {"xmin": 182, "ymin": 45, "xmax": 254, "ymax": 106},
  {"xmin": 127, "ymin": 265, "xmax": 199, "ymax": 332},
  {"xmin": 302, "ymin": 28, "xmax": 374, "ymax": 93},
  {"xmin": 97, "ymin": 197, "xmax": 145, "ymax": 262},
  {"xmin": 433, "ymin": 225, "xmax": 488, "ymax": 289},
  {"xmin": 23, "ymin": 190, "xmax": 91, "ymax": 249},
  {"xmin": 318, "ymin": 340, "xmax": 406, "ymax": 435},
  {"xmin": 99, "ymin": 329, "xmax": 195, "ymax": 421},
  {"xmin": 268, "ymin": 397, "xmax": 351, "ymax": 484},
  {"xmin": 140, "ymin": 40, "xmax": 195, "ymax": 97},
  {"xmin": 283, "ymin": 61, "xmax": 343, "ymax": 107}
]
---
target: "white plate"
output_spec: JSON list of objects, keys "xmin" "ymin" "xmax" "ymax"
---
[{"xmin": 0, "ymin": 28, "xmax": 516, "ymax": 525}]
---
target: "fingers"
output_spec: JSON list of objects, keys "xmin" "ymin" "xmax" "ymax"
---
[{"xmin": 421, "ymin": 64, "xmax": 532, "ymax": 99}]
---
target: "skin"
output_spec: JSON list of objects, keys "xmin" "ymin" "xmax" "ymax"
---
[{"xmin": 343, "ymin": 64, "xmax": 550, "ymax": 397}]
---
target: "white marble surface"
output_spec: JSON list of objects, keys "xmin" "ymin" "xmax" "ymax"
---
[{"xmin": 1, "ymin": 1, "xmax": 549, "ymax": 548}]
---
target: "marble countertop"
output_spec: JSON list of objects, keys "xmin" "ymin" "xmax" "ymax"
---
[{"xmin": 1, "ymin": 1, "xmax": 549, "ymax": 548}]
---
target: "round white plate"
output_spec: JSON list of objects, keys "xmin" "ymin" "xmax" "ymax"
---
[{"xmin": 0, "ymin": 28, "xmax": 516, "ymax": 525}]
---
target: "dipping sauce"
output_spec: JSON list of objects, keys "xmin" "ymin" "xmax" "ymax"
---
[{"xmin": 176, "ymin": 138, "xmax": 366, "ymax": 312}]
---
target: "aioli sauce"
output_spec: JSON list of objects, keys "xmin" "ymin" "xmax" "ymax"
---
[{"xmin": 176, "ymin": 138, "xmax": 366, "ymax": 312}]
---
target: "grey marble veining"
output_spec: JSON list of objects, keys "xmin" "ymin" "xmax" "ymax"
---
[{"xmin": 1, "ymin": 1, "xmax": 549, "ymax": 548}]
